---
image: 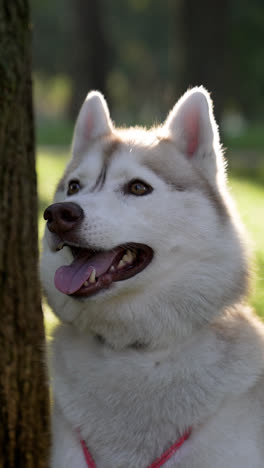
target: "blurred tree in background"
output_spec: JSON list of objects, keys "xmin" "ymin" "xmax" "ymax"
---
[
  {"xmin": 230, "ymin": 0, "xmax": 264, "ymax": 121},
  {"xmin": 32, "ymin": 0, "xmax": 264, "ymax": 131},
  {"xmin": 177, "ymin": 0, "xmax": 230, "ymax": 122},
  {"xmin": 68, "ymin": 0, "xmax": 111, "ymax": 118}
]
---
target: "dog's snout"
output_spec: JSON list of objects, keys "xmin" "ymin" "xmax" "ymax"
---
[{"xmin": 44, "ymin": 202, "xmax": 84, "ymax": 235}]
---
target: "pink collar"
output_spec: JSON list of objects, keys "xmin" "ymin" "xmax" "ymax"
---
[{"xmin": 79, "ymin": 428, "xmax": 192, "ymax": 468}]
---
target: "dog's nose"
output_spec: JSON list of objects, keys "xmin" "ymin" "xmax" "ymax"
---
[{"xmin": 43, "ymin": 202, "xmax": 84, "ymax": 235}]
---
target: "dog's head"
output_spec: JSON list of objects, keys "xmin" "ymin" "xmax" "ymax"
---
[{"xmin": 41, "ymin": 88, "xmax": 249, "ymax": 347}]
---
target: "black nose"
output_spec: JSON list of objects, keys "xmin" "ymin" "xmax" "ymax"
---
[{"xmin": 43, "ymin": 202, "xmax": 84, "ymax": 235}]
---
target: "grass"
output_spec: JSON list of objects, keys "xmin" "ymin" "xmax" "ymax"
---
[
  {"xmin": 229, "ymin": 175, "xmax": 264, "ymax": 315},
  {"xmin": 37, "ymin": 147, "xmax": 264, "ymax": 332}
]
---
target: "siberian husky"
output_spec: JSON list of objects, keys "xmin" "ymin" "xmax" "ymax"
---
[{"xmin": 41, "ymin": 87, "xmax": 264, "ymax": 467}]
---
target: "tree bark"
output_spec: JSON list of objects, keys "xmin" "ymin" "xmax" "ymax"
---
[{"xmin": 0, "ymin": 1, "xmax": 50, "ymax": 467}]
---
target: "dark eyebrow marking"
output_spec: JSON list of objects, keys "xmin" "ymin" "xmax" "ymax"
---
[
  {"xmin": 91, "ymin": 164, "xmax": 107, "ymax": 192},
  {"xmin": 91, "ymin": 137, "xmax": 122, "ymax": 192}
]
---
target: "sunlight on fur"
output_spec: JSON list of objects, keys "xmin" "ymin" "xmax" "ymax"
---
[{"xmin": 41, "ymin": 88, "xmax": 264, "ymax": 468}]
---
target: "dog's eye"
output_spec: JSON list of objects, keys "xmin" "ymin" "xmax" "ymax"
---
[
  {"xmin": 67, "ymin": 180, "xmax": 81, "ymax": 196},
  {"xmin": 126, "ymin": 179, "xmax": 153, "ymax": 196}
]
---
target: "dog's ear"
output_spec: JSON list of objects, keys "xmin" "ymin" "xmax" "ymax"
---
[
  {"xmin": 164, "ymin": 87, "xmax": 221, "ymax": 178},
  {"xmin": 72, "ymin": 91, "xmax": 113, "ymax": 156}
]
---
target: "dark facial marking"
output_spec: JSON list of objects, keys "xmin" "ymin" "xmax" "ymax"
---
[
  {"xmin": 91, "ymin": 164, "xmax": 107, "ymax": 192},
  {"xmin": 91, "ymin": 137, "xmax": 121, "ymax": 192}
]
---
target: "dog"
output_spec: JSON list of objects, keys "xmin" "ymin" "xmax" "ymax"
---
[{"xmin": 41, "ymin": 87, "xmax": 264, "ymax": 467}]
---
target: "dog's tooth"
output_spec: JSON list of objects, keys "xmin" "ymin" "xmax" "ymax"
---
[
  {"xmin": 110, "ymin": 266, "xmax": 115, "ymax": 272},
  {"xmin": 118, "ymin": 259, "xmax": 126, "ymax": 269},
  {"xmin": 125, "ymin": 250, "xmax": 134, "ymax": 263},
  {"xmin": 122, "ymin": 250, "xmax": 134, "ymax": 264},
  {"xmin": 89, "ymin": 268, "xmax": 96, "ymax": 284},
  {"xmin": 83, "ymin": 281, "xmax": 89, "ymax": 287},
  {"xmin": 56, "ymin": 242, "xmax": 64, "ymax": 251}
]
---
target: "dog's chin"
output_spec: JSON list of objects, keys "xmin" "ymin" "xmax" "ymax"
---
[{"xmin": 53, "ymin": 242, "xmax": 154, "ymax": 299}]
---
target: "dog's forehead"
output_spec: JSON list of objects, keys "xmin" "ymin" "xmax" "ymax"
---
[
  {"xmin": 69, "ymin": 131, "xmax": 161, "ymax": 177},
  {"xmin": 57, "ymin": 128, "xmax": 206, "ymax": 195},
  {"xmin": 107, "ymin": 134, "xmax": 198, "ymax": 188}
]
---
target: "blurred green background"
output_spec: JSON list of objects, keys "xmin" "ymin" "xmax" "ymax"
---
[{"xmin": 32, "ymin": 0, "xmax": 264, "ymax": 328}]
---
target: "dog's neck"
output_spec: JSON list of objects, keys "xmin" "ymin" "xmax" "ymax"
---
[
  {"xmin": 51, "ymin": 308, "xmax": 264, "ymax": 468},
  {"xmin": 51, "ymin": 325, "xmax": 195, "ymax": 467}
]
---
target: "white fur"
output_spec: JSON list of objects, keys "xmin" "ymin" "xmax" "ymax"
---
[{"xmin": 41, "ymin": 88, "xmax": 264, "ymax": 467}]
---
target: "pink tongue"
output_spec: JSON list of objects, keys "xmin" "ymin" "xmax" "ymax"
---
[{"xmin": 54, "ymin": 249, "xmax": 120, "ymax": 295}]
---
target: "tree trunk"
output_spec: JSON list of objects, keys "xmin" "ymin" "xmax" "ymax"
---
[
  {"xmin": 0, "ymin": 1, "xmax": 50, "ymax": 467},
  {"xmin": 172, "ymin": 0, "xmax": 230, "ymax": 122},
  {"xmin": 68, "ymin": 0, "xmax": 111, "ymax": 118}
]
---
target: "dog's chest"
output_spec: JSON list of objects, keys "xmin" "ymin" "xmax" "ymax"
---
[
  {"xmin": 51, "ymin": 331, "xmax": 190, "ymax": 467},
  {"xmin": 50, "ymin": 325, "xmax": 264, "ymax": 468}
]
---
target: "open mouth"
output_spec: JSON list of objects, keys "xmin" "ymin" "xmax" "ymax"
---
[{"xmin": 54, "ymin": 243, "xmax": 153, "ymax": 297}]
